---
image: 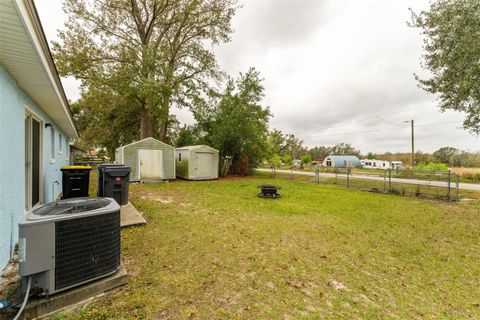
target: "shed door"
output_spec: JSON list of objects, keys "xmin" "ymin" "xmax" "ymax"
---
[
  {"xmin": 139, "ymin": 149, "xmax": 163, "ymax": 179},
  {"xmin": 195, "ymin": 152, "xmax": 212, "ymax": 179}
]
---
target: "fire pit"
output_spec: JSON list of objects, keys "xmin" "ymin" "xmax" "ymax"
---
[{"xmin": 257, "ymin": 185, "xmax": 281, "ymax": 198}]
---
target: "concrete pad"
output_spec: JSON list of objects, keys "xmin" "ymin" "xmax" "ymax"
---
[
  {"xmin": 141, "ymin": 178, "xmax": 167, "ymax": 184},
  {"xmin": 21, "ymin": 264, "xmax": 128, "ymax": 320},
  {"xmin": 121, "ymin": 202, "xmax": 146, "ymax": 227}
]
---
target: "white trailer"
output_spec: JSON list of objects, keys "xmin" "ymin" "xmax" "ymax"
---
[{"xmin": 361, "ymin": 159, "xmax": 403, "ymax": 170}]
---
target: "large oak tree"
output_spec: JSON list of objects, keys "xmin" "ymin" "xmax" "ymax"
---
[
  {"xmin": 54, "ymin": 0, "xmax": 236, "ymax": 144},
  {"xmin": 410, "ymin": 0, "xmax": 480, "ymax": 134}
]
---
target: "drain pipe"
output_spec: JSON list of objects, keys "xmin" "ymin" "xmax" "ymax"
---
[{"xmin": 12, "ymin": 277, "xmax": 32, "ymax": 320}]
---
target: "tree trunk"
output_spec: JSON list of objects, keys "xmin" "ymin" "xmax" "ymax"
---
[
  {"xmin": 140, "ymin": 107, "xmax": 154, "ymax": 139},
  {"xmin": 159, "ymin": 119, "xmax": 167, "ymax": 141},
  {"xmin": 158, "ymin": 93, "xmax": 171, "ymax": 142}
]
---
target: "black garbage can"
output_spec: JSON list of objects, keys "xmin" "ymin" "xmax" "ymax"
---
[
  {"xmin": 97, "ymin": 164, "xmax": 123, "ymax": 197},
  {"xmin": 97, "ymin": 164, "xmax": 131, "ymax": 205},
  {"xmin": 61, "ymin": 166, "xmax": 92, "ymax": 199}
]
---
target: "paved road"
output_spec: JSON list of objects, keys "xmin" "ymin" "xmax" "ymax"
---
[{"xmin": 257, "ymin": 168, "xmax": 480, "ymax": 191}]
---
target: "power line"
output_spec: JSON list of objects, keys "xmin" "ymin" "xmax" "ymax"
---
[
  {"xmin": 278, "ymin": 85, "xmax": 414, "ymax": 115},
  {"xmin": 298, "ymin": 127, "xmax": 406, "ymax": 138},
  {"xmin": 376, "ymin": 116, "xmax": 405, "ymax": 127},
  {"xmin": 297, "ymin": 121, "xmax": 462, "ymax": 139},
  {"xmin": 289, "ymin": 105, "xmax": 434, "ymax": 135},
  {"xmin": 415, "ymin": 121, "xmax": 463, "ymax": 128}
]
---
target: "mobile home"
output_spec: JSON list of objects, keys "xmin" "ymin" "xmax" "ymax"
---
[{"xmin": 361, "ymin": 159, "xmax": 404, "ymax": 170}]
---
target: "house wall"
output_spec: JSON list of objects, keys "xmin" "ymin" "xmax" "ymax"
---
[
  {"xmin": 0, "ymin": 66, "xmax": 69, "ymax": 271},
  {"xmin": 121, "ymin": 138, "xmax": 175, "ymax": 180}
]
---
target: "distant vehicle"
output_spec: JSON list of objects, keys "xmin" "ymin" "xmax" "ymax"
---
[
  {"xmin": 292, "ymin": 159, "xmax": 302, "ymax": 167},
  {"xmin": 361, "ymin": 159, "xmax": 403, "ymax": 170}
]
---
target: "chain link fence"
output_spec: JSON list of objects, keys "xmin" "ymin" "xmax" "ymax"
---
[
  {"xmin": 267, "ymin": 166, "xmax": 460, "ymax": 201},
  {"xmin": 318, "ymin": 167, "xmax": 459, "ymax": 201}
]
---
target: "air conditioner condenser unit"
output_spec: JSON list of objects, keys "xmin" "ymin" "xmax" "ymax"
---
[{"xmin": 18, "ymin": 197, "xmax": 121, "ymax": 295}]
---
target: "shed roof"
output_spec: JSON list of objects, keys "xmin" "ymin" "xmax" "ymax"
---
[
  {"xmin": 326, "ymin": 155, "xmax": 361, "ymax": 166},
  {"xmin": 118, "ymin": 137, "xmax": 174, "ymax": 150},
  {"xmin": 176, "ymin": 145, "xmax": 218, "ymax": 152}
]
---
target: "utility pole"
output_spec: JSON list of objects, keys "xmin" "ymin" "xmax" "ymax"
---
[
  {"xmin": 410, "ymin": 119, "xmax": 415, "ymax": 167},
  {"xmin": 404, "ymin": 120, "xmax": 415, "ymax": 168}
]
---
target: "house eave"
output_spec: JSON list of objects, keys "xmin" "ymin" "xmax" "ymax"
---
[{"xmin": 1, "ymin": 0, "xmax": 79, "ymax": 138}]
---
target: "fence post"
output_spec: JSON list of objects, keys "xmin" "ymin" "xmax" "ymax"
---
[
  {"xmin": 447, "ymin": 170, "xmax": 451, "ymax": 201},
  {"xmin": 335, "ymin": 168, "xmax": 338, "ymax": 184},
  {"xmin": 347, "ymin": 168, "xmax": 350, "ymax": 188},
  {"xmin": 315, "ymin": 167, "xmax": 319, "ymax": 185},
  {"xmin": 456, "ymin": 174, "xmax": 459, "ymax": 202},
  {"xmin": 388, "ymin": 169, "xmax": 392, "ymax": 192},
  {"xmin": 383, "ymin": 170, "xmax": 386, "ymax": 193}
]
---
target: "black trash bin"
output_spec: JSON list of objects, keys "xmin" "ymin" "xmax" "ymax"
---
[
  {"xmin": 97, "ymin": 164, "xmax": 131, "ymax": 205},
  {"xmin": 97, "ymin": 164, "xmax": 123, "ymax": 197},
  {"xmin": 61, "ymin": 166, "xmax": 92, "ymax": 199}
]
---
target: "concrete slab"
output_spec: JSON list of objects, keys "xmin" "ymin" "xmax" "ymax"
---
[
  {"xmin": 121, "ymin": 202, "xmax": 147, "ymax": 227},
  {"xmin": 141, "ymin": 178, "xmax": 167, "ymax": 184},
  {"xmin": 20, "ymin": 264, "xmax": 128, "ymax": 320}
]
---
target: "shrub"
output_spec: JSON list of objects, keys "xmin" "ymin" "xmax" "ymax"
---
[
  {"xmin": 460, "ymin": 172, "xmax": 480, "ymax": 182},
  {"xmin": 271, "ymin": 154, "xmax": 282, "ymax": 167},
  {"xmin": 301, "ymin": 154, "xmax": 312, "ymax": 165},
  {"xmin": 414, "ymin": 162, "xmax": 448, "ymax": 171},
  {"xmin": 282, "ymin": 155, "xmax": 293, "ymax": 165}
]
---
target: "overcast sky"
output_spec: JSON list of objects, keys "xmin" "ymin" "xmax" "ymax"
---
[{"xmin": 36, "ymin": 0, "xmax": 479, "ymax": 153}]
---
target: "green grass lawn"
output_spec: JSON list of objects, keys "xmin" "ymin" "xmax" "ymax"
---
[{"xmin": 58, "ymin": 175, "xmax": 480, "ymax": 319}]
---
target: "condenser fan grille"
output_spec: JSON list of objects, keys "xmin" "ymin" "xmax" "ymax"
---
[{"xmin": 55, "ymin": 211, "xmax": 120, "ymax": 290}]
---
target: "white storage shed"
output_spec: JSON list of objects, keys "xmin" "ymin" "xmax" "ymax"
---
[
  {"xmin": 115, "ymin": 137, "xmax": 175, "ymax": 181},
  {"xmin": 175, "ymin": 145, "xmax": 219, "ymax": 180}
]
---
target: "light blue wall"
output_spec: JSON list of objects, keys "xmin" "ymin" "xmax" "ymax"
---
[
  {"xmin": 0, "ymin": 66, "xmax": 23, "ymax": 272},
  {"xmin": 0, "ymin": 65, "xmax": 70, "ymax": 271}
]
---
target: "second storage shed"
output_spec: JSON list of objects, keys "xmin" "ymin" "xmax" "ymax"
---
[
  {"xmin": 115, "ymin": 137, "xmax": 175, "ymax": 181},
  {"xmin": 175, "ymin": 145, "xmax": 219, "ymax": 180}
]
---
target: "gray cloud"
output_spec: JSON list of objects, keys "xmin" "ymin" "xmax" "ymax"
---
[
  {"xmin": 236, "ymin": 0, "xmax": 326, "ymax": 46},
  {"xmin": 36, "ymin": 0, "xmax": 479, "ymax": 153}
]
